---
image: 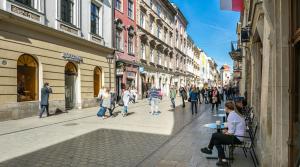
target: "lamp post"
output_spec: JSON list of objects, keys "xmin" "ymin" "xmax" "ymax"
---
[{"xmin": 106, "ymin": 54, "xmax": 114, "ymax": 90}]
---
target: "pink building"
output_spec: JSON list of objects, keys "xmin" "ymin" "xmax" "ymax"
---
[{"xmin": 114, "ymin": 0, "xmax": 138, "ymax": 98}]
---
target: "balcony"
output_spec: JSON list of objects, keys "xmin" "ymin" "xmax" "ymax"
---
[{"xmin": 229, "ymin": 41, "xmax": 243, "ymax": 62}]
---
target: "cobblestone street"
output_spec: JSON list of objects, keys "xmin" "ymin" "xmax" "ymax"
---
[{"xmin": 0, "ymin": 98, "xmax": 253, "ymax": 167}]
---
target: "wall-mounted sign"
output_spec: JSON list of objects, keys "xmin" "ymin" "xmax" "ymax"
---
[
  {"xmin": 62, "ymin": 53, "xmax": 83, "ymax": 63},
  {"xmin": 139, "ymin": 67, "xmax": 144, "ymax": 73}
]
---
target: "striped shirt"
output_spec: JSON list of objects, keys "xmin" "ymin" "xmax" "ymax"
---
[{"xmin": 149, "ymin": 88, "xmax": 159, "ymax": 99}]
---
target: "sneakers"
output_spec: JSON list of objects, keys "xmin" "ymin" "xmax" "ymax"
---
[
  {"xmin": 216, "ymin": 160, "xmax": 228, "ymax": 166},
  {"xmin": 201, "ymin": 147, "xmax": 212, "ymax": 154}
]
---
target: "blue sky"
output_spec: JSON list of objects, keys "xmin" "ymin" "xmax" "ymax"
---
[{"xmin": 171, "ymin": 0, "xmax": 240, "ymax": 68}]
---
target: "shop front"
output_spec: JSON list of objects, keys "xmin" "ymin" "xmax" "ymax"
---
[{"xmin": 0, "ymin": 19, "xmax": 114, "ymax": 121}]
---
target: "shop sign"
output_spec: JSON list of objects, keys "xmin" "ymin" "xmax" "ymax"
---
[
  {"xmin": 116, "ymin": 68, "xmax": 124, "ymax": 76},
  {"xmin": 127, "ymin": 72, "xmax": 136, "ymax": 79},
  {"xmin": 62, "ymin": 53, "xmax": 83, "ymax": 63},
  {"xmin": 139, "ymin": 67, "xmax": 144, "ymax": 73}
]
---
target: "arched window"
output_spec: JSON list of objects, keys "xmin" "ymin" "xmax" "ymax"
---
[
  {"xmin": 17, "ymin": 54, "xmax": 38, "ymax": 102},
  {"xmin": 94, "ymin": 67, "xmax": 102, "ymax": 97}
]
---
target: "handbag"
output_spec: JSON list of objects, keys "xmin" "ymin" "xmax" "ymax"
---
[{"xmin": 118, "ymin": 99, "xmax": 124, "ymax": 106}]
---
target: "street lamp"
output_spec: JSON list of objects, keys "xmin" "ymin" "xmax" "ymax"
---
[{"xmin": 106, "ymin": 54, "xmax": 114, "ymax": 89}]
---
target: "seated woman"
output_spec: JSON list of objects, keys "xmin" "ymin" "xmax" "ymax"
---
[{"xmin": 201, "ymin": 101, "xmax": 246, "ymax": 166}]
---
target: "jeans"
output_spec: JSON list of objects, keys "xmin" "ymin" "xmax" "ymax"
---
[
  {"xmin": 208, "ymin": 132, "xmax": 242, "ymax": 159},
  {"xmin": 191, "ymin": 101, "xmax": 197, "ymax": 114},
  {"xmin": 97, "ymin": 107, "xmax": 106, "ymax": 117},
  {"xmin": 212, "ymin": 103, "xmax": 219, "ymax": 112},
  {"xmin": 40, "ymin": 105, "xmax": 49, "ymax": 118},
  {"xmin": 123, "ymin": 106, "xmax": 128, "ymax": 114},
  {"xmin": 170, "ymin": 98, "xmax": 175, "ymax": 108},
  {"xmin": 151, "ymin": 98, "xmax": 159, "ymax": 113},
  {"xmin": 181, "ymin": 96, "xmax": 185, "ymax": 107}
]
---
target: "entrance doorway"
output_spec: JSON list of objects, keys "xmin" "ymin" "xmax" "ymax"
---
[{"xmin": 65, "ymin": 62, "xmax": 77, "ymax": 110}]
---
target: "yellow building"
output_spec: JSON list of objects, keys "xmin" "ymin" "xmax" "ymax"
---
[{"xmin": 0, "ymin": 5, "xmax": 114, "ymax": 121}]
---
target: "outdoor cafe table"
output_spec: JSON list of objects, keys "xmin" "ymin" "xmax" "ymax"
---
[
  {"xmin": 213, "ymin": 113, "xmax": 227, "ymax": 123},
  {"xmin": 203, "ymin": 123, "xmax": 226, "ymax": 160}
]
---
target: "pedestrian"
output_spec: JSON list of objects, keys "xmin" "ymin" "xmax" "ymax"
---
[
  {"xmin": 196, "ymin": 87, "xmax": 201, "ymax": 104},
  {"xmin": 97, "ymin": 87, "xmax": 105, "ymax": 107},
  {"xmin": 179, "ymin": 86, "xmax": 187, "ymax": 107},
  {"xmin": 109, "ymin": 89, "xmax": 117, "ymax": 118},
  {"xmin": 201, "ymin": 101, "xmax": 246, "ymax": 166},
  {"xmin": 189, "ymin": 86, "xmax": 198, "ymax": 115},
  {"xmin": 211, "ymin": 87, "xmax": 220, "ymax": 112},
  {"xmin": 122, "ymin": 86, "xmax": 132, "ymax": 117},
  {"xmin": 218, "ymin": 86, "xmax": 224, "ymax": 101},
  {"xmin": 169, "ymin": 85, "xmax": 177, "ymax": 109},
  {"xmin": 149, "ymin": 86, "xmax": 160, "ymax": 115},
  {"xmin": 40, "ymin": 82, "xmax": 52, "ymax": 118},
  {"xmin": 97, "ymin": 88, "xmax": 111, "ymax": 119}
]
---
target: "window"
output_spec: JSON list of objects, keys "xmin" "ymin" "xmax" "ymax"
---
[
  {"xmin": 61, "ymin": 0, "xmax": 74, "ymax": 24},
  {"xmin": 128, "ymin": 35, "xmax": 134, "ymax": 54},
  {"xmin": 140, "ymin": 11, "xmax": 145, "ymax": 28},
  {"xmin": 150, "ymin": 0, "xmax": 153, "ymax": 8},
  {"xmin": 157, "ymin": 4, "xmax": 161, "ymax": 16},
  {"xmin": 157, "ymin": 25, "xmax": 161, "ymax": 38},
  {"xmin": 128, "ymin": 0, "xmax": 133, "ymax": 19},
  {"xmin": 94, "ymin": 67, "xmax": 102, "ymax": 97},
  {"xmin": 116, "ymin": 0, "xmax": 122, "ymax": 11},
  {"xmin": 141, "ymin": 43, "xmax": 146, "ymax": 59},
  {"xmin": 158, "ymin": 52, "xmax": 161, "ymax": 65},
  {"xmin": 15, "ymin": 0, "xmax": 33, "ymax": 8},
  {"xmin": 17, "ymin": 54, "xmax": 38, "ymax": 102},
  {"xmin": 164, "ymin": 57, "xmax": 167, "ymax": 67},
  {"xmin": 164, "ymin": 30, "xmax": 167, "ymax": 42},
  {"xmin": 150, "ymin": 18, "xmax": 154, "ymax": 33},
  {"xmin": 91, "ymin": 3, "xmax": 100, "ymax": 35},
  {"xmin": 150, "ymin": 48, "xmax": 154, "ymax": 62},
  {"xmin": 116, "ymin": 29, "xmax": 122, "ymax": 50}
]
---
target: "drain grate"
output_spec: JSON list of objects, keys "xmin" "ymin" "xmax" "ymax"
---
[{"xmin": 63, "ymin": 123, "xmax": 78, "ymax": 126}]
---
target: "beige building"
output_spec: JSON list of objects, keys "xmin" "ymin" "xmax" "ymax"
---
[
  {"xmin": 236, "ymin": 0, "xmax": 300, "ymax": 166},
  {"xmin": 136, "ymin": 0, "xmax": 177, "ymax": 97},
  {"xmin": 0, "ymin": 0, "xmax": 114, "ymax": 121}
]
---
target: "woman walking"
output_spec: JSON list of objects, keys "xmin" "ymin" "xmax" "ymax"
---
[
  {"xmin": 189, "ymin": 86, "xmax": 199, "ymax": 115},
  {"xmin": 211, "ymin": 87, "xmax": 220, "ymax": 112},
  {"xmin": 122, "ymin": 86, "xmax": 132, "ymax": 117}
]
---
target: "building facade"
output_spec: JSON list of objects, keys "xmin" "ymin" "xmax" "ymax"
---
[
  {"xmin": 113, "ymin": 0, "xmax": 138, "ymax": 99},
  {"xmin": 220, "ymin": 64, "xmax": 231, "ymax": 87},
  {"xmin": 136, "ymin": 0, "xmax": 177, "ymax": 98},
  {"xmin": 0, "ymin": 0, "xmax": 114, "ymax": 121},
  {"xmin": 234, "ymin": 0, "xmax": 300, "ymax": 166}
]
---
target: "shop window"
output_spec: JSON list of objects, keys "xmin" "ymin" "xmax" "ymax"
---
[
  {"xmin": 94, "ymin": 67, "xmax": 102, "ymax": 97},
  {"xmin": 17, "ymin": 54, "xmax": 38, "ymax": 102}
]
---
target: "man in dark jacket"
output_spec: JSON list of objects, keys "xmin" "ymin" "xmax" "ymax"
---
[
  {"xmin": 179, "ymin": 86, "xmax": 187, "ymax": 107},
  {"xmin": 40, "ymin": 82, "xmax": 52, "ymax": 118}
]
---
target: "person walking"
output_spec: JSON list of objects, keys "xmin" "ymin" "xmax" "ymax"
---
[
  {"xmin": 97, "ymin": 88, "xmax": 111, "ymax": 119},
  {"xmin": 179, "ymin": 86, "xmax": 187, "ymax": 107},
  {"xmin": 211, "ymin": 87, "xmax": 220, "ymax": 112},
  {"xmin": 40, "ymin": 82, "xmax": 53, "ymax": 118},
  {"xmin": 122, "ymin": 86, "xmax": 132, "ymax": 117},
  {"xmin": 189, "ymin": 86, "xmax": 199, "ymax": 115},
  {"xmin": 149, "ymin": 86, "xmax": 160, "ymax": 115},
  {"xmin": 169, "ymin": 85, "xmax": 177, "ymax": 109}
]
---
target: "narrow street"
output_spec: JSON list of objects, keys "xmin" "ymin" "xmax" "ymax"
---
[{"xmin": 0, "ymin": 98, "xmax": 252, "ymax": 167}]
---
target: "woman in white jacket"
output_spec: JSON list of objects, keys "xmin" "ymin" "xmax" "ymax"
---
[{"xmin": 122, "ymin": 86, "xmax": 131, "ymax": 117}]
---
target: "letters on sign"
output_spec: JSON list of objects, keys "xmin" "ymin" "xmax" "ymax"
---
[{"xmin": 62, "ymin": 53, "xmax": 83, "ymax": 63}]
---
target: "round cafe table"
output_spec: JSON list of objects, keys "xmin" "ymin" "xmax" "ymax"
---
[
  {"xmin": 203, "ymin": 123, "xmax": 225, "ymax": 129},
  {"xmin": 213, "ymin": 113, "xmax": 227, "ymax": 122}
]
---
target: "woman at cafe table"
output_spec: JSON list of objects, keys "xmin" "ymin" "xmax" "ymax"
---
[{"xmin": 201, "ymin": 101, "xmax": 246, "ymax": 166}]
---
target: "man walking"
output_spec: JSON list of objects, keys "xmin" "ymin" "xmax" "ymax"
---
[
  {"xmin": 169, "ymin": 85, "xmax": 177, "ymax": 109},
  {"xmin": 179, "ymin": 86, "xmax": 187, "ymax": 107},
  {"xmin": 149, "ymin": 86, "xmax": 160, "ymax": 115},
  {"xmin": 40, "ymin": 82, "xmax": 52, "ymax": 118}
]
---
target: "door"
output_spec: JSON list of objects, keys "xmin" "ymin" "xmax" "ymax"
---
[{"xmin": 65, "ymin": 62, "xmax": 77, "ymax": 110}]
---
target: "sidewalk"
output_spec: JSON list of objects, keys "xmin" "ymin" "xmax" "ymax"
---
[{"xmin": 0, "ymin": 97, "xmax": 195, "ymax": 164}]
